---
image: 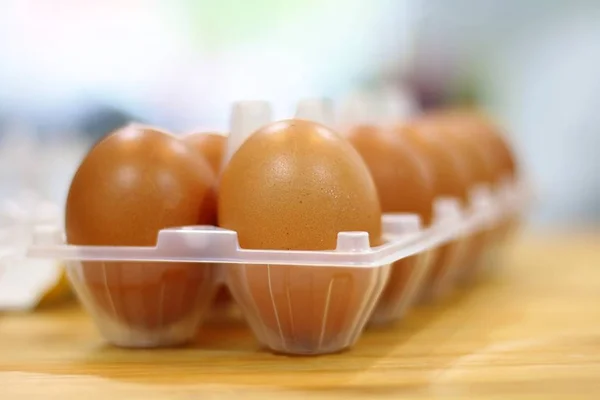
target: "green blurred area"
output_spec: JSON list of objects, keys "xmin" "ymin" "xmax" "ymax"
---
[{"xmin": 182, "ymin": 0, "xmax": 324, "ymax": 49}]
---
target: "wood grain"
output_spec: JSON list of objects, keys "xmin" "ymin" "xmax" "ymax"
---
[{"xmin": 1, "ymin": 230, "xmax": 600, "ymax": 399}]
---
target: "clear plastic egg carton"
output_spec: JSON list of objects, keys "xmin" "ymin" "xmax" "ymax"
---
[{"xmin": 26, "ymin": 179, "xmax": 528, "ymax": 356}]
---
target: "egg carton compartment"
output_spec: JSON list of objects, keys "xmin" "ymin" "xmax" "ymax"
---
[
  {"xmin": 27, "ymin": 214, "xmax": 447, "ymax": 354},
  {"xmin": 25, "ymin": 179, "xmax": 528, "ymax": 355}
]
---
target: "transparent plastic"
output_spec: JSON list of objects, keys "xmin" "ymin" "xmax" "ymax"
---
[
  {"xmin": 28, "ymin": 215, "xmax": 432, "ymax": 352},
  {"xmin": 26, "ymin": 182, "xmax": 527, "ymax": 354}
]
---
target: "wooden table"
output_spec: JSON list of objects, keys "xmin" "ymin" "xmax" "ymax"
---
[{"xmin": 1, "ymin": 231, "xmax": 599, "ymax": 399}]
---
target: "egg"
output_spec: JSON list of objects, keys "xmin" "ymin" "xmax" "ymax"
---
[
  {"xmin": 426, "ymin": 113, "xmax": 501, "ymax": 282},
  {"xmin": 183, "ymin": 132, "xmax": 227, "ymax": 174},
  {"xmin": 399, "ymin": 122, "xmax": 471, "ymax": 204},
  {"xmin": 347, "ymin": 124, "xmax": 436, "ymax": 223},
  {"xmin": 437, "ymin": 109, "xmax": 518, "ymax": 179},
  {"xmin": 65, "ymin": 124, "xmax": 219, "ymax": 347},
  {"xmin": 440, "ymin": 120, "xmax": 497, "ymax": 186},
  {"xmin": 219, "ymin": 119, "xmax": 386, "ymax": 354},
  {"xmin": 398, "ymin": 121, "xmax": 473, "ymax": 300},
  {"xmin": 346, "ymin": 124, "xmax": 436, "ymax": 322},
  {"xmin": 445, "ymin": 110, "xmax": 522, "ymax": 267}
]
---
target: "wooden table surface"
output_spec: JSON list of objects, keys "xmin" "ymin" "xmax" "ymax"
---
[{"xmin": 1, "ymin": 231, "xmax": 599, "ymax": 399}]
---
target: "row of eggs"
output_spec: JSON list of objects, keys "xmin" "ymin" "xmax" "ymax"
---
[{"xmin": 63, "ymin": 101, "xmax": 520, "ymax": 355}]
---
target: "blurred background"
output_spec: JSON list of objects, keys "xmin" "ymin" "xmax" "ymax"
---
[{"xmin": 0, "ymin": 0, "xmax": 598, "ymax": 229}]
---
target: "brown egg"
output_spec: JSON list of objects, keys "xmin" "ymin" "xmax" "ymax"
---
[
  {"xmin": 347, "ymin": 124, "xmax": 436, "ymax": 322},
  {"xmin": 447, "ymin": 110, "xmax": 522, "ymax": 263},
  {"xmin": 65, "ymin": 124, "xmax": 219, "ymax": 347},
  {"xmin": 347, "ymin": 124, "xmax": 436, "ymax": 224},
  {"xmin": 439, "ymin": 109, "xmax": 519, "ymax": 179},
  {"xmin": 399, "ymin": 122, "xmax": 471, "ymax": 203},
  {"xmin": 440, "ymin": 121, "xmax": 497, "ymax": 186},
  {"xmin": 397, "ymin": 121, "xmax": 473, "ymax": 300},
  {"xmin": 427, "ymin": 112, "xmax": 501, "ymax": 282},
  {"xmin": 219, "ymin": 119, "xmax": 385, "ymax": 354},
  {"xmin": 183, "ymin": 132, "xmax": 227, "ymax": 174}
]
